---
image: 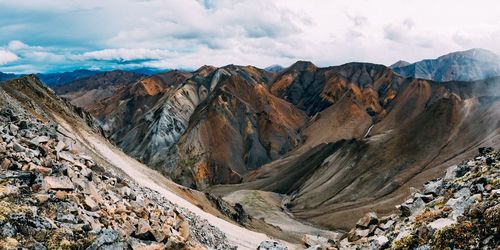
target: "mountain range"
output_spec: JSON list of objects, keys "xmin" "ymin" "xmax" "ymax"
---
[
  {"xmin": 1, "ymin": 48, "xmax": 500, "ymax": 249},
  {"xmin": 391, "ymin": 48, "xmax": 500, "ymax": 81},
  {"xmin": 53, "ymin": 49, "xmax": 500, "ymax": 231}
]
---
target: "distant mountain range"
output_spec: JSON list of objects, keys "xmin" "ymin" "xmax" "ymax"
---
[
  {"xmin": 391, "ymin": 48, "xmax": 500, "ymax": 81},
  {"xmin": 0, "ymin": 67, "xmax": 167, "ymax": 86}
]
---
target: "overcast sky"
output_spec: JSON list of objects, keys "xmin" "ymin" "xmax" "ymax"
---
[{"xmin": 0, "ymin": 0, "xmax": 500, "ymax": 73}]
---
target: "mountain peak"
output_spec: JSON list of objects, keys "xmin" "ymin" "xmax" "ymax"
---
[
  {"xmin": 289, "ymin": 60, "xmax": 317, "ymax": 71},
  {"xmin": 390, "ymin": 60, "xmax": 411, "ymax": 69}
]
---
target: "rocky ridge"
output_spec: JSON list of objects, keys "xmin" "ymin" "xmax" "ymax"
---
[
  {"xmin": 295, "ymin": 147, "xmax": 499, "ymax": 249},
  {"xmin": 0, "ymin": 87, "xmax": 233, "ymax": 249}
]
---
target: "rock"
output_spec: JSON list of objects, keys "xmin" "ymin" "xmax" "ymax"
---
[
  {"xmin": 55, "ymin": 191, "xmax": 67, "ymax": 200},
  {"xmin": 453, "ymin": 187, "xmax": 471, "ymax": 198},
  {"xmin": 0, "ymin": 144, "xmax": 6, "ymax": 154},
  {"xmin": 34, "ymin": 194, "xmax": 50, "ymax": 204},
  {"xmin": 423, "ymin": 179, "xmax": 443, "ymax": 195},
  {"xmin": 444, "ymin": 165, "xmax": 458, "ymax": 181},
  {"xmin": 445, "ymin": 196, "xmax": 475, "ymax": 219},
  {"xmin": 84, "ymin": 195, "xmax": 99, "ymax": 211},
  {"xmin": 415, "ymin": 245, "xmax": 430, "ymax": 250},
  {"xmin": 356, "ymin": 212, "xmax": 378, "ymax": 228},
  {"xmin": 44, "ymin": 176, "xmax": 75, "ymax": 190},
  {"xmin": 302, "ymin": 234, "xmax": 329, "ymax": 247},
  {"xmin": 128, "ymin": 238, "xmax": 166, "ymax": 250},
  {"xmin": 478, "ymin": 147, "xmax": 493, "ymax": 155},
  {"xmin": 8, "ymin": 124, "xmax": 18, "ymax": 135},
  {"xmin": 179, "ymin": 220, "xmax": 190, "ymax": 240},
  {"xmin": 486, "ymin": 157, "xmax": 495, "ymax": 166},
  {"xmin": 0, "ymin": 237, "xmax": 18, "ymax": 249},
  {"xmin": 1, "ymin": 158, "xmax": 11, "ymax": 170},
  {"xmin": 55, "ymin": 141, "xmax": 66, "ymax": 152},
  {"xmin": 29, "ymin": 163, "xmax": 52, "ymax": 175},
  {"xmin": 400, "ymin": 198, "xmax": 425, "ymax": 217},
  {"xmin": 258, "ymin": 240, "xmax": 288, "ymax": 250},
  {"xmin": 369, "ymin": 235, "xmax": 388, "ymax": 248},
  {"xmin": 380, "ymin": 219, "xmax": 395, "ymax": 230},
  {"xmin": 58, "ymin": 151, "xmax": 75, "ymax": 163},
  {"xmin": 414, "ymin": 193, "xmax": 434, "ymax": 203},
  {"xmin": 13, "ymin": 142, "xmax": 25, "ymax": 152},
  {"xmin": 135, "ymin": 219, "xmax": 155, "ymax": 241},
  {"xmin": 428, "ymin": 218, "xmax": 456, "ymax": 230},
  {"xmin": 0, "ymin": 222, "xmax": 17, "ymax": 238},
  {"xmin": 86, "ymin": 229, "xmax": 120, "ymax": 250},
  {"xmin": 31, "ymin": 136, "xmax": 50, "ymax": 145}
]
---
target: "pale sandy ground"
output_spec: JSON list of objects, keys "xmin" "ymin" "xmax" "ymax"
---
[
  {"xmin": 224, "ymin": 190, "xmax": 341, "ymax": 240},
  {"xmin": 54, "ymin": 115, "xmax": 300, "ymax": 249}
]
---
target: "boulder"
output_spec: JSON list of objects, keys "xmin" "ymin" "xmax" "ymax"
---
[
  {"xmin": 423, "ymin": 180, "xmax": 443, "ymax": 195},
  {"xmin": 44, "ymin": 176, "xmax": 74, "ymax": 190},
  {"xmin": 86, "ymin": 229, "xmax": 120, "ymax": 250}
]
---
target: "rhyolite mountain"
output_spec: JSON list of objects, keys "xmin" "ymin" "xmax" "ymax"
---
[
  {"xmin": 391, "ymin": 48, "xmax": 500, "ymax": 81},
  {"xmin": 55, "ymin": 51, "xmax": 500, "ymax": 231}
]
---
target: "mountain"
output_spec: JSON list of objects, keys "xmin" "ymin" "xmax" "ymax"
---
[
  {"xmin": 54, "ymin": 70, "xmax": 145, "ymax": 111},
  {"xmin": 37, "ymin": 69, "xmax": 102, "ymax": 87},
  {"xmin": 264, "ymin": 64, "xmax": 285, "ymax": 73},
  {"xmin": 389, "ymin": 60, "xmax": 410, "ymax": 69},
  {"xmin": 0, "ymin": 75, "xmax": 295, "ymax": 249},
  {"xmin": 392, "ymin": 48, "xmax": 500, "ymax": 81},
  {"xmin": 53, "ymin": 58, "xmax": 500, "ymax": 233},
  {"xmin": 0, "ymin": 72, "xmax": 18, "ymax": 82}
]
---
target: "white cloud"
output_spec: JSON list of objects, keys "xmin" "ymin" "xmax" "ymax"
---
[
  {"xmin": 80, "ymin": 48, "xmax": 173, "ymax": 62},
  {"xmin": 1, "ymin": 0, "xmax": 500, "ymax": 73},
  {"xmin": 0, "ymin": 50, "xmax": 18, "ymax": 65}
]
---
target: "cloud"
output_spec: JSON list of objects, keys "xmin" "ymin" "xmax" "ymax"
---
[
  {"xmin": 79, "ymin": 48, "xmax": 173, "ymax": 62},
  {"xmin": 1, "ymin": 0, "xmax": 500, "ymax": 73},
  {"xmin": 0, "ymin": 50, "xmax": 18, "ymax": 65}
]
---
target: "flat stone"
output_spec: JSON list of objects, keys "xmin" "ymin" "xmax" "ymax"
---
[
  {"xmin": 31, "ymin": 136, "xmax": 50, "ymax": 145},
  {"xmin": 58, "ymin": 151, "xmax": 75, "ymax": 163},
  {"xmin": 428, "ymin": 218, "xmax": 456, "ymax": 230},
  {"xmin": 44, "ymin": 176, "xmax": 74, "ymax": 190},
  {"xmin": 55, "ymin": 141, "xmax": 66, "ymax": 152}
]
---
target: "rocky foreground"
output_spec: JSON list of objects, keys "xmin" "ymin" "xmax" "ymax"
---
[
  {"xmin": 0, "ymin": 88, "xmax": 233, "ymax": 249},
  {"xmin": 259, "ymin": 147, "xmax": 499, "ymax": 250}
]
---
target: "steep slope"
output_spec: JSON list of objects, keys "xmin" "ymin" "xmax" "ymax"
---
[
  {"xmin": 173, "ymin": 73, "xmax": 306, "ymax": 188},
  {"xmin": 212, "ymin": 76, "xmax": 500, "ymax": 230},
  {"xmin": 0, "ymin": 75, "xmax": 288, "ymax": 249},
  {"xmin": 392, "ymin": 48, "xmax": 500, "ymax": 81}
]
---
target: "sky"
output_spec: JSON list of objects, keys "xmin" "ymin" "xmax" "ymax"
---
[{"xmin": 1, "ymin": 0, "xmax": 500, "ymax": 73}]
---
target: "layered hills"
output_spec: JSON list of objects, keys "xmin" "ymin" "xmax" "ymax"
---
[
  {"xmin": 52, "ymin": 51, "xmax": 500, "ymax": 232},
  {"xmin": 391, "ymin": 48, "xmax": 500, "ymax": 81}
]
